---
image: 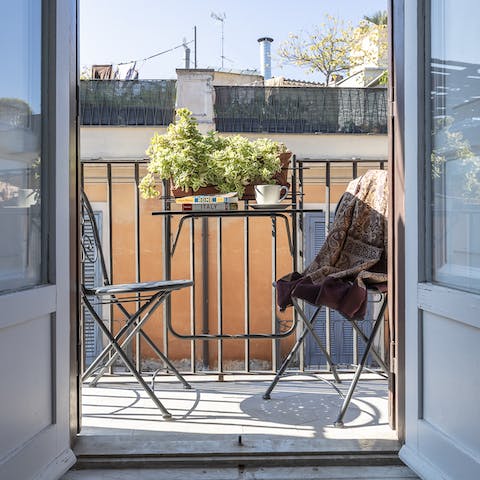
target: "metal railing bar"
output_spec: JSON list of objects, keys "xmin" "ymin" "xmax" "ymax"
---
[
  {"xmin": 325, "ymin": 162, "xmax": 331, "ymax": 235},
  {"xmin": 325, "ymin": 161, "xmax": 332, "ymax": 371},
  {"xmin": 244, "ymin": 214, "xmax": 251, "ymax": 372},
  {"xmin": 134, "ymin": 164, "xmax": 141, "ymax": 371},
  {"xmin": 201, "ymin": 218, "xmax": 210, "ymax": 369},
  {"xmin": 190, "ymin": 217, "xmax": 196, "ymax": 372},
  {"xmin": 162, "ymin": 179, "xmax": 171, "ymax": 361},
  {"xmin": 80, "ymin": 162, "xmax": 86, "ymax": 374},
  {"xmin": 107, "ymin": 164, "xmax": 114, "ymax": 372},
  {"xmin": 217, "ymin": 217, "xmax": 223, "ymax": 373},
  {"xmin": 271, "ymin": 217, "xmax": 278, "ymax": 370}
]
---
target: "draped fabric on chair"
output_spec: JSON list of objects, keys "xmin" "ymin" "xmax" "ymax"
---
[{"xmin": 276, "ymin": 169, "xmax": 388, "ymax": 320}]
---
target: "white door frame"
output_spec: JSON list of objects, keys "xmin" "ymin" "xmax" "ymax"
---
[
  {"xmin": 0, "ymin": 1, "xmax": 78, "ymax": 478},
  {"xmin": 399, "ymin": 1, "xmax": 480, "ymax": 478}
]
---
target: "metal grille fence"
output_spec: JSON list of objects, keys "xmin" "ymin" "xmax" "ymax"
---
[
  {"xmin": 80, "ymin": 158, "xmax": 387, "ymax": 375},
  {"xmin": 80, "ymin": 80, "xmax": 176, "ymax": 126},
  {"xmin": 214, "ymin": 86, "xmax": 387, "ymax": 134}
]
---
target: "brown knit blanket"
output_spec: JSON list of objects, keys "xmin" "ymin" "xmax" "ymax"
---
[{"xmin": 277, "ymin": 169, "xmax": 388, "ymax": 319}]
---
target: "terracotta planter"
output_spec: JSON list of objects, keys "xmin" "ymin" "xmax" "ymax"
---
[
  {"xmin": 170, "ymin": 184, "xmax": 220, "ymax": 198},
  {"xmin": 170, "ymin": 151, "xmax": 292, "ymax": 200}
]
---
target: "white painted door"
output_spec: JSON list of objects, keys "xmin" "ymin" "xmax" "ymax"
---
[
  {"xmin": 0, "ymin": 1, "xmax": 77, "ymax": 479},
  {"xmin": 400, "ymin": 1, "xmax": 480, "ymax": 478}
]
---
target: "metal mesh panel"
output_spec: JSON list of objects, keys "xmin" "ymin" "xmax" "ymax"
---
[
  {"xmin": 80, "ymin": 80, "xmax": 176, "ymax": 126},
  {"xmin": 214, "ymin": 86, "xmax": 387, "ymax": 134}
]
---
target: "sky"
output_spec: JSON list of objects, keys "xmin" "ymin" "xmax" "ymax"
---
[{"xmin": 80, "ymin": 0, "xmax": 387, "ymax": 83}]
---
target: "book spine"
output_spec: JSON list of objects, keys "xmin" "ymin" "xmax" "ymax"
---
[
  {"xmin": 176, "ymin": 194, "xmax": 238, "ymax": 204},
  {"xmin": 181, "ymin": 202, "xmax": 239, "ymax": 211}
]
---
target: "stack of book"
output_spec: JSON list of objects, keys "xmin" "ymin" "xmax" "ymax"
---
[{"xmin": 175, "ymin": 192, "xmax": 239, "ymax": 211}]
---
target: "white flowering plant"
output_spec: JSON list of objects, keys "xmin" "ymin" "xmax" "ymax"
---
[{"xmin": 140, "ymin": 108, "xmax": 288, "ymax": 198}]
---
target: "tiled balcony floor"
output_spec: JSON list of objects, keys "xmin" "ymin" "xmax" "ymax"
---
[{"xmin": 78, "ymin": 373, "xmax": 398, "ymax": 456}]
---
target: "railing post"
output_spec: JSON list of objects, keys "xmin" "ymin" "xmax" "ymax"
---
[
  {"xmin": 244, "ymin": 213, "xmax": 251, "ymax": 372},
  {"xmin": 201, "ymin": 218, "xmax": 210, "ymax": 369},
  {"xmin": 271, "ymin": 216, "xmax": 278, "ymax": 371},
  {"xmin": 162, "ymin": 179, "xmax": 171, "ymax": 362},
  {"xmin": 325, "ymin": 162, "xmax": 331, "ymax": 235},
  {"xmin": 107, "ymin": 163, "xmax": 115, "ymax": 372},
  {"xmin": 291, "ymin": 155, "xmax": 304, "ymax": 372},
  {"xmin": 190, "ymin": 217, "xmax": 196, "ymax": 372},
  {"xmin": 134, "ymin": 163, "xmax": 141, "ymax": 372},
  {"xmin": 217, "ymin": 217, "xmax": 223, "ymax": 374}
]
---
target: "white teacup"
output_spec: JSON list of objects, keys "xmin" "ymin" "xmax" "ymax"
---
[{"xmin": 254, "ymin": 184, "xmax": 288, "ymax": 205}]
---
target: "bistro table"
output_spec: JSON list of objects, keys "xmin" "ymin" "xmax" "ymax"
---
[{"xmin": 151, "ymin": 205, "xmax": 324, "ymax": 342}]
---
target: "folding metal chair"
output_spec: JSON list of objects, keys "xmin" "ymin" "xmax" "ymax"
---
[
  {"xmin": 333, "ymin": 290, "xmax": 388, "ymax": 427},
  {"xmin": 263, "ymin": 169, "xmax": 389, "ymax": 427},
  {"xmin": 263, "ymin": 289, "xmax": 388, "ymax": 427},
  {"xmin": 80, "ymin": 190, "xmax": 193, "ymax": 419}
]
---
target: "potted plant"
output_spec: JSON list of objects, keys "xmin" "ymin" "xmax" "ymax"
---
[{"xmin": 139, "ymin": 108, "xmax": 291, "ymax": 199}]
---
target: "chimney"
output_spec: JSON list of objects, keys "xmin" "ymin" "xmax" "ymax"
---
[{"xmin": 257, "ymin": 37, "xmax": 273, "ymax": 80}]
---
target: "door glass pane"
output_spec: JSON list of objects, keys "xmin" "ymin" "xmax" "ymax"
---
[
  {"xmin": 0, "ymin": 1, "xmax": 43, "ymax": 292},
  {"xmin": 430, "ymin": 0, "xmax": 480, "ymax": 293}
]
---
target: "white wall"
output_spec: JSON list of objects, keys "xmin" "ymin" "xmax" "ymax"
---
[
  {"xmin": 81, "ymin": 126, "xmax": 387, "ymax": 162},
  {"xmin": 175, "ymin": 69, "xmax": 215, "ymax": 127},
  {"xmin": 81, "ymin": 126, "xmax": 167, "ymax": 160}
]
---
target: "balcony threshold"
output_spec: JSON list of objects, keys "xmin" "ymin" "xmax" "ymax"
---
[
  {"xmin": 73, "ymin": 439, "xmax": 401, "ymax": 470},
  {"xmin": 75, "ymin": 374, "xmax": 398, "ymax": 468}
]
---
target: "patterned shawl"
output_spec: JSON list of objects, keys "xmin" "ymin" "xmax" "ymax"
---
[{"xmin": 277, "ymin": 169, "xmax": 388, "ymax": 320}]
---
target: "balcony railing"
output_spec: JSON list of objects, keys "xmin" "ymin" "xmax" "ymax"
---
[
  {"xmin": 80, "ymin": 80, "xmax": 176, "ymax": 126},
  {"xmin": 214, "ymin": 86, "xmax": 388, "ymax": 134},
  {"xmin": 80, "ymin": 158, "xmax": 387, "ymax": 375}
]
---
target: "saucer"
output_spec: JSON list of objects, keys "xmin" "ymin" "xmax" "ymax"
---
[{"xmin": 250, "ymin": 203, "xmax": 290, "ymax": 210}]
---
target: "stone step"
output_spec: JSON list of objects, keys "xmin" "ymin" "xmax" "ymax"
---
[{"xmin": 63, "ymin": 464, "xmax": 419, "ymax": 480}]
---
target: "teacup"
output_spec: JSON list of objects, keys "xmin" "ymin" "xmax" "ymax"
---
[{"xmin": 254, "ymin": 184, "xmax": 288, "ymax": 205}]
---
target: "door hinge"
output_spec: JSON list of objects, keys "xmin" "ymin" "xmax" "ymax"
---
[
  {"xmin": 389, "ymin": 100, "xmax": 397, "ymax": 119},
  {"xmin": 390, "ymin": 340, "xmax": 397, "ymax": 374}
]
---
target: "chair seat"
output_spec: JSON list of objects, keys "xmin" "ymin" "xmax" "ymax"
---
[{"xmin": 86, "ymin": 279, "xmax": 193, "ymax": 296}]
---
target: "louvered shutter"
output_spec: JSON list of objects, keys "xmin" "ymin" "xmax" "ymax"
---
[
  {"xmin": 82, "ymin": 210, "xmax": 103, "ymax": 367},
  {"xmin": 303, "ymin": 212, "xmax": 383, "ymax": 369},
  {"xmin": 303, "ymin": 212, "xmax": 354, "ymax": 368}
]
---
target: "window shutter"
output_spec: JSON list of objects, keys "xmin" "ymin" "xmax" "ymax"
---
[
  {"xmin": 303, "ymin": 211, "xmax": 354, "ymax": 368},
  {"xmin": 82, "ymin": 210, "xmax": 103, "ymax": 367}
]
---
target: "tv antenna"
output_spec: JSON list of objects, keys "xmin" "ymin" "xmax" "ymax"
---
[
  {"xmin": 182, "ymin": 37, "xmax": 191, "ymax": 69},
  {"xmin": 211, "ymin": 12, "xmax": 226, "ymax": 68}
]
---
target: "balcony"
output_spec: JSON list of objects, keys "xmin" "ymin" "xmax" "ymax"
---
[{"xmin": 78, "ymin": 157, "xmax": 395, "ymax": 461}]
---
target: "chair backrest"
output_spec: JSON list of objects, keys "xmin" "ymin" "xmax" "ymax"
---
[{"xmin": 81, "ymin": 190, "xmax": 110, "ymax": 287}]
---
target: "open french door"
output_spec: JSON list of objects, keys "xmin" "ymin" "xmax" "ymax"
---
[
  {"xmin": 399, "ymin": 1, "xmax": 480, "ymax": 478},
  {"xmin": 0, "ymin": 1, "xmax": 78, "ymax": 479}
]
